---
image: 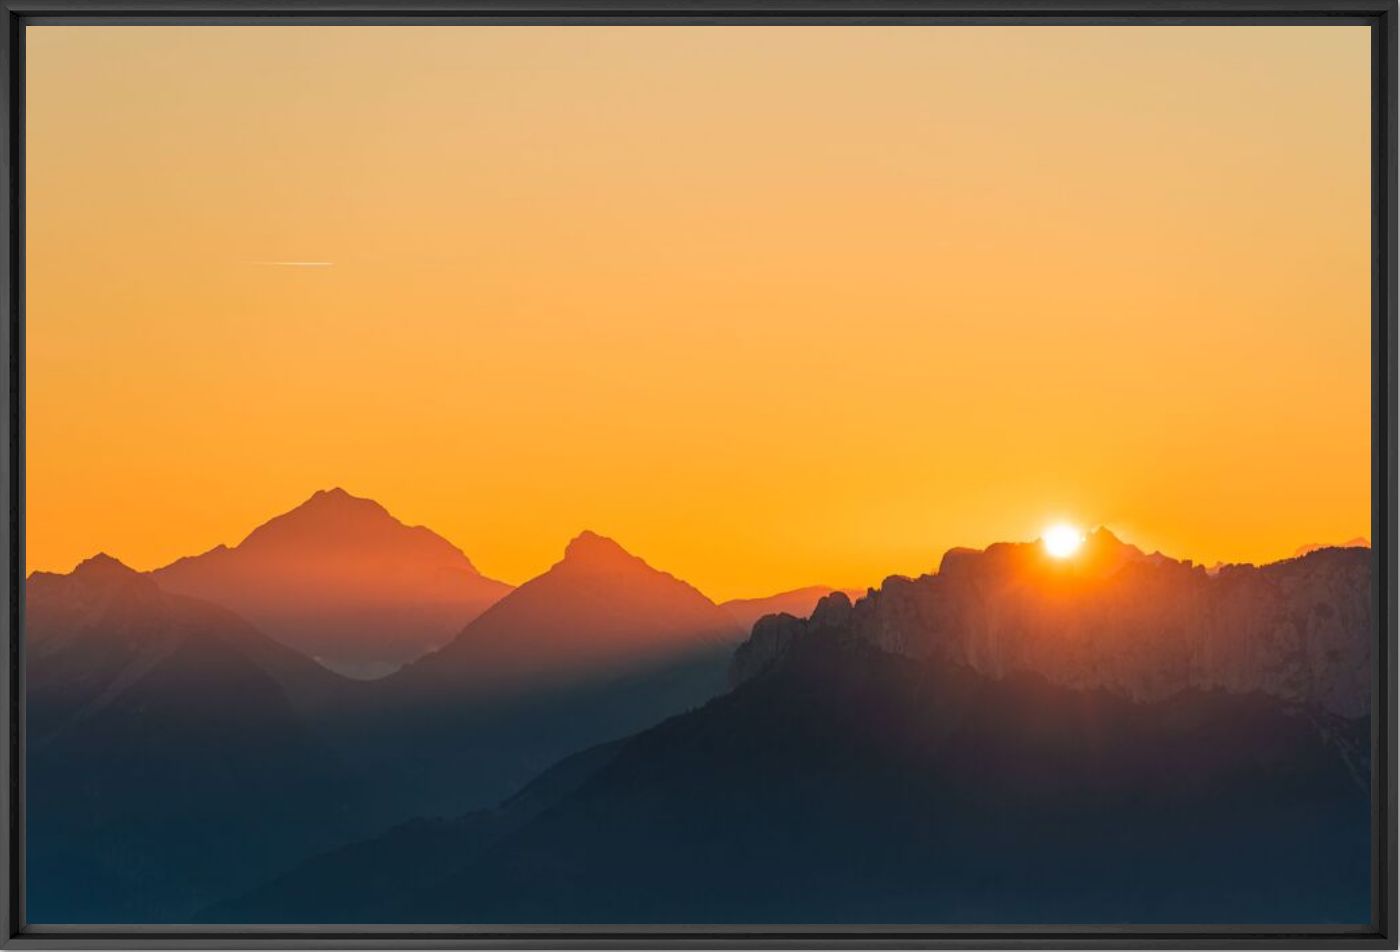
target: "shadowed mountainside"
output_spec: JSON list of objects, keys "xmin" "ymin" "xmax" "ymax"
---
[
  {"xmin": 26, "ymin": 556, "xmax": 374, "ymax": 923},
  {"xmin": 218, "ymin": 634, "xmax": 1370, "ymax": 925},
  {"xmin": 153, "ymin": 488, "xmax": 511, "ymax": 678}
]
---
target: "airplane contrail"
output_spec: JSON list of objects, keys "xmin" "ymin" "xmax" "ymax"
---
[{"xmin": 252, "ymin": 260, "xmax": 334, "ymax": 268}]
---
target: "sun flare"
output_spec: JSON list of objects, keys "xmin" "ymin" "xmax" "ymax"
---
[{"xmin": 1042, "ymin": 523, "xmax": 1085, "ymax": 559}]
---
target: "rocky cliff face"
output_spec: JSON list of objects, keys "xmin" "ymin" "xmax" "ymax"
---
[{"xmin": 731, "ymin": 530, "xmax": 1373, "ymax": 718}]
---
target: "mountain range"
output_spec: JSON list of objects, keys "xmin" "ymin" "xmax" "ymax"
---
[
  {"xmin": 733, "ymin": 528, "xmax": 1373, "ymax": 717},
  {"xmin": 23, "ymin": 492, "xmax": 1376, "ymax": 925},
  {"xmin": 26, "ymin": 496, "xmax": 757, "ymax": 919},
  {"xmin": 148, "ymin": 489, "xmax": 822, "ymax": 681}
]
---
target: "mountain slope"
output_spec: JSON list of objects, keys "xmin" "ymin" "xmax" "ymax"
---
[
  {"xmin": 351, "ymin": 532, "xmax": 745, "ymax": 815},
  {"xmin": 396, "ymin": 530, "xmax": 742, "ymax": 696},
  {"xmin": 27, "ymin": 556, "xmax": 373, "ymax": 922},
  {"xmin": 153, "ymin": 488, "xmax": 511, "ymax": 677},
  {"xmin": 208, "ymin": 739, "xmax": 625, "ymax": 923},
  {"xmin": 219, "ymin": 635, "xmax": 1370, "ymax": 924}
]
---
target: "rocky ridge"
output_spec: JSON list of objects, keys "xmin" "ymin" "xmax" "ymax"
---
[{"xmin": 731, "ymin": 529, "xmax": 1373, "ymax": 717}]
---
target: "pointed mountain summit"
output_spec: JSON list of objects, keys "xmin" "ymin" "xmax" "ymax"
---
[
  {"xmin": 153, "ymin": 488, "xmax": 511, "ymax": 678},
  {"xmin": 68, "ymin": 551, "xmax": 147, "ymax": 583},
  {"xmin": 559, "ymin": 530, "xmax": 651, "ymax": 572},
  {"xmin": 400, "ymin": 531, "xmax": 743, "ymax": 695}
]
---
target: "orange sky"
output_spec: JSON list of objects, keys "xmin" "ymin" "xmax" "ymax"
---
[{"xmin": 25, "ymin": 25, "xmax": 1371, "ymax": 601}]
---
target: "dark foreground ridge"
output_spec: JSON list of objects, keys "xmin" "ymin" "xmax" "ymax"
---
[{"xmin": 218, "ymin": 634, "xmax": 1369, "ymax": 925}]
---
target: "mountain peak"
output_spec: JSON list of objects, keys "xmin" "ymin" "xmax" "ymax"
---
[
  {"xmin": 151, "ymin": 490, "xmax": 511, "ymax": 675},
  {"xmin": 71, "ymin": 552, "xmax": 142, "ymax": 583},
  {"xmin": 1077, "ymin": 525, "xmax": 1147, "ymax": 565},
  {"xmin": 562, "ymin": 531, "xmax": 638, "ymax": 567},
  {"xmin": 296, "ymin": 486, "xmax": 390, "ymax": 517},
  {"xmin": 309, "ymin": 486, "xmax": 358, "ymax": 503},
  {"xmin": 234, "ymin": 489, "xmax": 438, "ymax": 554},
  {"xmin": 1086, "ymin": 526, "xmax": 1124, "ymax": 547}
]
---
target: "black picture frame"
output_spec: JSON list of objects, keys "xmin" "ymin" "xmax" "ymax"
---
[{"xmin": 1, "ymin": 2, "xmax": 1394, "ymax": 947}]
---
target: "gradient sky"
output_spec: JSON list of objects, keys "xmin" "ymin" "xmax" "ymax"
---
[{"xmin": 26, "ymin": 25, "xmax": 1371, "ymax": 600}]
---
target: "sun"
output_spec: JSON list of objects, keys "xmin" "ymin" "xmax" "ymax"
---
[{"xmin": 1042, "ymin": 523, "xmax": 1085, "ymax": 559}]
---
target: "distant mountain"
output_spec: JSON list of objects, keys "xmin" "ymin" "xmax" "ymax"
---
[
  {"xmin": 26, "ymin": 555, "xmax": 373, "ymax": 923},
  {"xmin": 153, "ymin": 488, "xmax": 511, "ymax": 678},
  {"xmin": 349, "ymin": 532, "xmax": 745, "ymax": 815},
  {"xmin": 396, "ymin": 530, "xmax": 742, "ymax": 697},
  {"xmin": 1294, "ymin": 537, "xmax": 1370, "ymax": 558},
  {"xmin": 733, "ymin": 530, "xmax": 1373, "ymax": 717},
  {"xmin": 218, "ymin": 635, "xmax": 1370, "ymax": 924},
  {"xmin": 720, "ymin": 585, "xmax": 865, "ymax": 632}
]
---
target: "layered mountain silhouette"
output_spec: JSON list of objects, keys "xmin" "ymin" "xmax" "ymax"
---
[
  {"xmin": 153, "ymin": 488, "xmax": 510, "ymax": 678},
  {"xmin": 26, "ymin": 505, "xmax": 1376, "ymax": 925},
  {"xmin": 27, "ymin": 520, "xmax": 751, "ymax": 918},
  {"xmin": 26, "ymin": 556, "xmax": 372, "ymax": 922},
  {"xmin": 734, "ymin": 530, "xmax": 1373, "ymax": 717},
  {"xmin": 219, "ymin": 635, "xmax": 1370, "ymax": 924},
  {"xmin": 719, "ymin": 585, "xmax": 865, "ymax": 632}
]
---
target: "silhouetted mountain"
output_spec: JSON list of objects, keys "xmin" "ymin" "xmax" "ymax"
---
[
  {"xmin": 153, "ymin": 488, "xmax": 510, "ymax": 677},
  {"xmin": 733, "ymin": 532, "xmax": 1373, "ymax": 717},
  {"xmin": 396, "ymin": 530, "xmax": 741, "ymax": 695},
  {"xmin": 720, "ymin": 585, "xmax": 865, "ymax": 632},
  {"xmin": 26, "ymin": 556, "xmax": 373, "ymax": 923},
  {"xmin": 359, "ymin": 532, "xmax": 746, "ymax": 815},
  {"xmin": 218, "ymin": 635, "xmax": 1370, "ymax": 924}
]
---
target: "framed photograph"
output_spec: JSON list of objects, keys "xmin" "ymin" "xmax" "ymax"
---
[{"xmin": 3, "ymin": 1, "xmax": 1395, "ymax": 947}]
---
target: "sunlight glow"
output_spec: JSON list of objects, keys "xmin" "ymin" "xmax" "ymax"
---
[{"xmin": 1043, "ymin": 523, "xmax": 1085, "ymax": 559}]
